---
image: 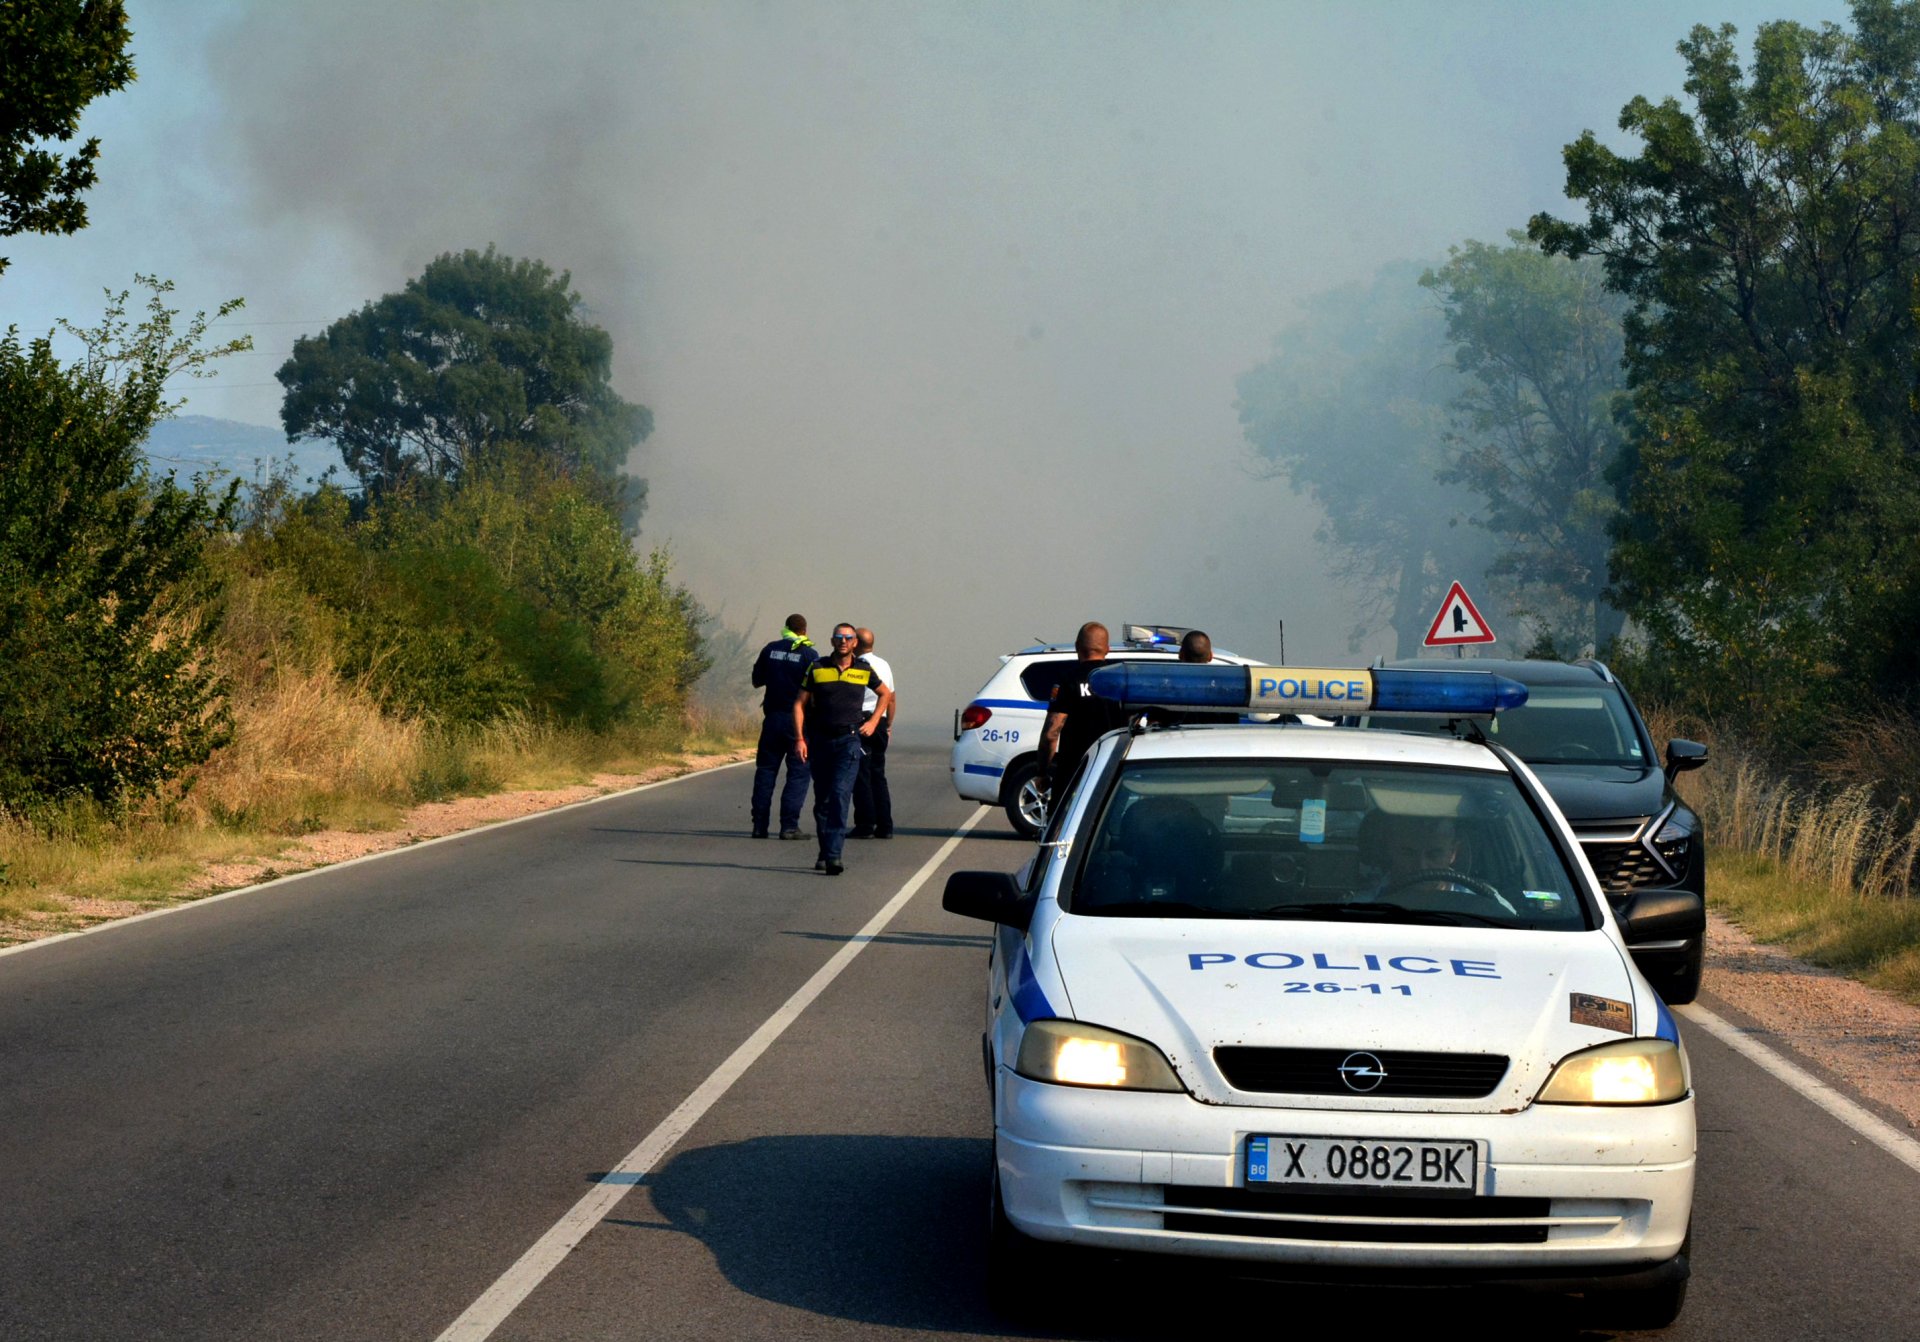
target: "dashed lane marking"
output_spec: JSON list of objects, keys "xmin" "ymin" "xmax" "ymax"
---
[{"xmin": 432, "ymin": 807, "xmax": 991, "ymax": 1341}]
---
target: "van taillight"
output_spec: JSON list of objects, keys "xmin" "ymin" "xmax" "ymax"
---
[{"xmin": 960, "ymin": 703, "xmax": 992, "ymax": 731}]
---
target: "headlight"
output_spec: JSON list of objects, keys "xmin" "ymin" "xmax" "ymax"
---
[
  {"xmin": 1014, "ymin": 1020, "xmax": 1184, "ymax": 1091},
  {"xmin": 1536, "ymin": 1038, "xmax": 1689, "ymax": 1105}
]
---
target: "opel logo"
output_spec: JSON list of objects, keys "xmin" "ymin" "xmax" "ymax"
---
[{"xmin": 1338, "ymin": 1051, "xmax": 1388, "ymax": 1092}]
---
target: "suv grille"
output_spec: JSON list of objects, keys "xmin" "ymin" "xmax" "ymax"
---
[
  {"xmin": 1214, "ymin": 1048, "xmax": 1510, "ymax": 1098},
  {"xmin": 1584, "ymin": 842, "xmax": 1664, "ymax": 892}
]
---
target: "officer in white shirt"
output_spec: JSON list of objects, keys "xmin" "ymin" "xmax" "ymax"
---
[{"xmin": 849, "ymin": 627, "xmax": 896, "ymax": 838}]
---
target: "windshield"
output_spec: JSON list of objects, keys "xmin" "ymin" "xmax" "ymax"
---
[
  {"xmin": 1070, "ymin": 760, "xmax": 1590, "ymax": 930},
  {"xmin": 1368, "ymin": 683, "xmax": 1648, "ymax": 767}
]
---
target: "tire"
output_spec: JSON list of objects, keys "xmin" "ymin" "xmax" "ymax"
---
[
  {"xmin": 1002, "ymin": 759, "xmax": 1047, "ymax": 841},
  {"xmin": 1654, "ymin": 938, "xmax": 1704, "ymax": 1006},
  {"xmin": 985, "ymin": 1159, "xmax": 1058, "ymax": 1321},
  {"xmin": 1588, "ymin": 1276, "xmax": 1688, "ymax": 1331}
]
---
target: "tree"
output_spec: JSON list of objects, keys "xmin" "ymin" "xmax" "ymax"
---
[
  {"xmin": 1237, "ymin": 261, "xmax": 1498, "ymax": 656},
  {"xmin": 1422, "ymin": 235, "xmax": 1631, "ymax": 654},
  {"xmin": 277, "ymin": 247, "xmax": 653, "ymax": 521},
  {"xmin": 0, "ymin": 0, "xmax": 134, "ymax": 277},
  {"xmin": 1531, "ymin": 0, "xmax": 1920, "ymax": 730},
  {"xmin": 0, "ymin": 280, "xmax": 247, "ymax": 806}
]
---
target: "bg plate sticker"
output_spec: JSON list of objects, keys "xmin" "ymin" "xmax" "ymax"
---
[{"xmin": 1570, "ymin": 992, "xmax": 1632, "ymax": 1034}]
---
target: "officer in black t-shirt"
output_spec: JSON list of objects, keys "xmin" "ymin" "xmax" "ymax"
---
[
  {"xmin": 794, "ymin": 623, "xmax": 894, "ymax": 875},
  {"xmin": 1038, "ymin": 621, "xmax": 1127, "ymax": 805}
]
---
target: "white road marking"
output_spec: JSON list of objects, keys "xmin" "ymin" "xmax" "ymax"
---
[
  {"xmin": 432, "ymin": 807, "xmax": 991, "ymax": 1342},
  {"xmin": 0, "ymin": 761, "xmax": 751, "ymax": 962},
  {"xmin": 1679, "ymin": 1002, "xmax": 1920, "ymax": 1177}
]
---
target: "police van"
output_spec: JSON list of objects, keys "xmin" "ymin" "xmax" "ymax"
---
[
  {"xmin": 943, "ymin": 663, "xmax": 1700, "ymax": 1328},
  {"xmin": 951, "ymin": 625, "xmax": 1260, "ymax": 839}
]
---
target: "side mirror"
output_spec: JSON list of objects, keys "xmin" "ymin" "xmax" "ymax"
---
[
  {"xmin": 1665, "ymin": 739, "xmax": 1708, "ymax": 779},
  {"xmin": 942, "ymin": 870, "xmax": 1034, "ymax": 930},
  {"xmin": 1616, "ymin": 886, "xmax": 1704, "ymax": 961}
]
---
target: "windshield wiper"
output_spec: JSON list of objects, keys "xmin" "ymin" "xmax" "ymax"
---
[{"xmin": 1261, "ymin": 901, "xmax": 1489, "ymax": 927}]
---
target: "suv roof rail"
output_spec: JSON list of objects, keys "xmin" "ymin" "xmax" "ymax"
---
[{"xmin": 1572, "ymin": 657, "xmax": 1616, "ymax": 684}]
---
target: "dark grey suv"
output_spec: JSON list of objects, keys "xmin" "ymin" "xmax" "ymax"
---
[{"xmin": 1364, "ymin": 657, "xmax": 1709, "ymax": 1003}]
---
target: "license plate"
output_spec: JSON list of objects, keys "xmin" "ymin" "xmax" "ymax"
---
[{"xmin": 1247, "ymin": 1135, "xmax": 1479, "ymax": 1194}]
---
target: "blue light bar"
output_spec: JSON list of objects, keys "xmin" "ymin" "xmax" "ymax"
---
[
  {"xmin": 1370, "ymin": 668, "xmax": 1528, "ymax": 715},
  {"xmin": 1084, "ymin": 663, "xmax": 1527, "ymax": 716},
  {"xmin": 1088, "ymin": 662, "xmax": 1249, "ymax": 707}
]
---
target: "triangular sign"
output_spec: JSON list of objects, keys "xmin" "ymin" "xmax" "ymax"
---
[{"xmin": 1423, "ymin": 580, "xmax": 1496, "ymax": 646}]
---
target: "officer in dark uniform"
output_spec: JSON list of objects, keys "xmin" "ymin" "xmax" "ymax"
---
[
  {"xmin": 749, "ymin": 614, "xmax": 819, "ymax": 839},
  {"xmin": 1038, "ymin": 621, "xmax": 1126, "ymax": 803},
  {"xmin": 794, "ymin": 623, "xmax": 894, "ymax": 875}
]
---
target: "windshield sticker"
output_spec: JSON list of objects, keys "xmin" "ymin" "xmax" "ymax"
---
[
  {"xmin": 1570, "ymin": 992, "xmax": 1632, "ymax": 1033},
  {"xmin": 1299, "ymin": 798, "xmax": 1327, "ymax": 844},
  {"xmin": 1522, "ymin": 890, "xmax": 1564, "ymax": 909}
]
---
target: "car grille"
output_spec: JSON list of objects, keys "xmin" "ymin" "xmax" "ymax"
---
[
  {"xmin": 1214, "ymin": 1048, "xmax": 1510, "ymax": 1098},
  {"xmin": 1578, "ymin": 838, "xmax": 1668, "ymax": 893},
  {"xmin": 1158, "ymin": 1187, "xmax": 1550, "ymax": 1244}
]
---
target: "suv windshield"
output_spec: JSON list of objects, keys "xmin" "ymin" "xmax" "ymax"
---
[
  {"xmin": 1071, "ymin": 760, "xmax": 1590, "ymax": 930},
  {"xmin": 1370, "ymin": 684, "xmax": 1648, "ymax": 767}
]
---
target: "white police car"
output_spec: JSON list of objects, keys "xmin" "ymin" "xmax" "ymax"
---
[
  {"xmin": 943, "ymin": 664, "xmax": 1700, "ymax": 1328},
  {"xmin": 951, "ymin": 625, "xmax": 1259, "ymax": 839}
]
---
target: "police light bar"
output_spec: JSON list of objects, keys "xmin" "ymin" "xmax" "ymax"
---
[{"xmin": 1085, "ymin": 664, "xmax": 1528, "ymax": 716}]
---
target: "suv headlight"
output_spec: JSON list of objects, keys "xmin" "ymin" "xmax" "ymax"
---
[
  {"xmin": 1015, "ymin": 1020, "xmax": 1184, "ymax": 1091},
  {"xmin": 1536, "ymin": 1038, "xmax": 1689, "ymax": 1105}
]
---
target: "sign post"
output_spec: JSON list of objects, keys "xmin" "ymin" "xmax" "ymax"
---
[{"xmin": 1423, "ymin": 581, "xmax": 1496, "ymax": 655}]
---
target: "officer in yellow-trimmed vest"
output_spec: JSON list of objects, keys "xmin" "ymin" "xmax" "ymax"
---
[{"xmin": 794, "ymin": 623, "xmax": 894, "ymax": 875}]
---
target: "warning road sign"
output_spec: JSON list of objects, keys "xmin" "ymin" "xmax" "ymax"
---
[{"xmin": 1424, "ymin": 581, "xmax": 1496, "ymax": 647}]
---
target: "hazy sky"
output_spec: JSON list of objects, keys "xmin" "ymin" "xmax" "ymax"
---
[{"xmin": 4, "ymin": 0, "xmax": 1854, "ymax": 720}]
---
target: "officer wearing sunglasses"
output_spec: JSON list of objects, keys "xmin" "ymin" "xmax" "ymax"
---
[{"xmin": 794, "ymin": 624, "xmax": 895, "ymax": 874}]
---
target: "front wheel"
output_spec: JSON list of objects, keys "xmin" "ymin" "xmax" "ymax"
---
[
  {"xmin": 1002, "ymin": 760, "xmax": 1047, "ymax": 841},
  {"xmin": 986, "ymin": 1160, "xmax": 1059, "ymax": 1320},
  {"xmin": 1653, "ymin": 938, "xmax": 1705, "ymax": 1006}
]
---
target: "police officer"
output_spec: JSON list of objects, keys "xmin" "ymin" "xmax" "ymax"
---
[
  {"xmin": 795, "ymin": 623, "xmax": 894, "ymax": 875},
  {"xmin": 1147, "ymin": 630, "xmax": 1241, "ymax": 728},
  {"xmin": 848, "ymin": 626, "xmax": 896, "ymax": 839},
  {"xmin": 748, "ymin": 614, "xmax": 819, "ymax": 839},
  {"xmin": 1038, "ymin": 621, "xmax": 1126, "ymax": 803}
]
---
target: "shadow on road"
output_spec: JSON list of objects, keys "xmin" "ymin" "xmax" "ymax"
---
[{"xmin": 613, "ymin": 1134, "xmax": 1604, "ymax": 1339}]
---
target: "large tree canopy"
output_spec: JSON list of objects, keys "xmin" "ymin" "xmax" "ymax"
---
[
  {"xmin": 1531, "ymin": 0, "xmax": 1920, "ymax": 727},
  {"xmin": 277, "ymin": 247, "xmax": 653, "ymax": 517},
  {"xmin": 1237, "ymin": 262, "xmax": 1497, "ymax": 657},
  {"xmin": 0, "ymin": 0, "xmax": 133, "ymax": 277},
  {"xmin": 1423, "ymin": 236, "xmax": 1630, "ymax": 655}
]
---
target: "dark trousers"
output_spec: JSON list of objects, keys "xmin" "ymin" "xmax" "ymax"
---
[
  {"xmin": 807, "ymin": 731, "xmax": 863, "ymax": 861},
  {"xmin": 750, "ymin": 715, "xmax": 810, "ymax": 832},
  {"xmin": 851, "ymin": 722, "xmax": 893, "ymax": 835}
]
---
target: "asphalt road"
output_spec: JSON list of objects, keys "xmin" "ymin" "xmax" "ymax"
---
[{"xmin": 2, "ymin": 746, "xmax": 1917, "ymax": 1340}]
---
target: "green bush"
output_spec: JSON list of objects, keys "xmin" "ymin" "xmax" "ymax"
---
[{"xmin": 0, "ymin": 296, "xmax": 237, "ymax": 809}]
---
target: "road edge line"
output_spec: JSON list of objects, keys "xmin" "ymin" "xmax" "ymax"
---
[
  {"xmin": 1678, "ymin": 1002, "xmax": 1920, "ymax": 1176},
  {"xmin": 432, "ymin": 806, "xmax": 990, "ymax": 1342},
  {"xmin": 0, "ymin": 759, "xmax": 752, "ymax": 963}
]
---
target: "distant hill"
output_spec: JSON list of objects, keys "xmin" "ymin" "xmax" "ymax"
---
[{"xmin": 142, "ymin": 416, "xmax": 344, "ymax": 489}]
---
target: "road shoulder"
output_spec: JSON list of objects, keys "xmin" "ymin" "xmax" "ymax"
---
[
  {"xmin": 1704, "ymin": 909, "xmax": 1920, "ymax": 1131},
  {"xmin": 0, "ymin": 750, "xmax": 752, "ymax": 950}
]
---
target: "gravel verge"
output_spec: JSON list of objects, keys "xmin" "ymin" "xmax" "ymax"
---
[{"xmin": 1704, "ymin": 909, "xmax": 1920, "ymax": 1130}]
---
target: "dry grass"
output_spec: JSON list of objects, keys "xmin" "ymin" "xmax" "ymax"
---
[
  {"xmin": 0, "ymin": 662, "xmax": 755, "ymax": 927},
  {"xmin": 1710, "ymin": 851, "xmax": 1920, "ymax": 1005},
  {"xmin": 1640, "ymin": 704, "xmax": 1920, "ymax": 1004}
]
